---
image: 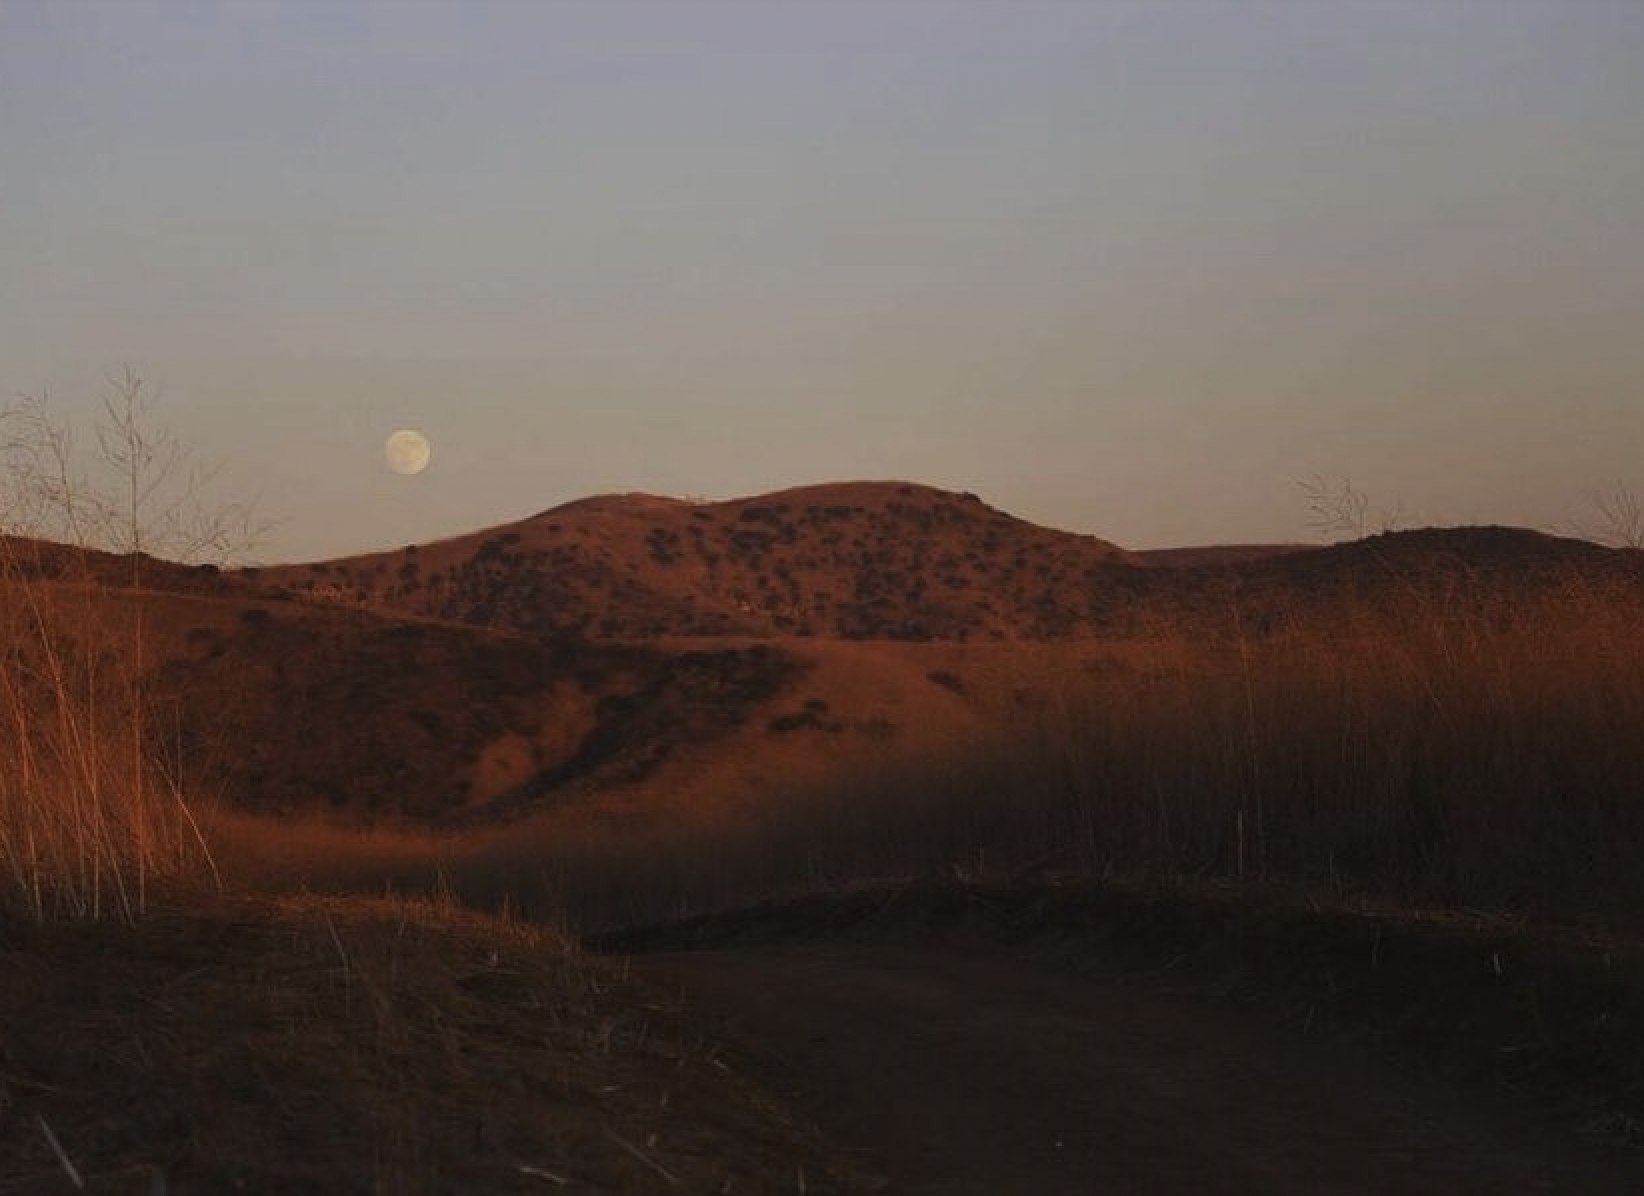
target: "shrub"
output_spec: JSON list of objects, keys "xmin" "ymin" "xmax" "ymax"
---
[{"xmin": 1, "ymin": 372, "xmax": 239, "ymax": 922}]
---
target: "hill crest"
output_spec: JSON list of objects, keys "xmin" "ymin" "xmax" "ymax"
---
[
  {"xmin": 250, "ymin": 483, "xmax": 1644, "ymax": 643},
  {"xmin": 259, "ymin": 480, "xmax": 1141, "ymax": 640}
]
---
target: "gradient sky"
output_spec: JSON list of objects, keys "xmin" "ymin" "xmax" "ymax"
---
[{"xmin": 3, "ymin": 0, "xmax": 1641, "ymax": 562}]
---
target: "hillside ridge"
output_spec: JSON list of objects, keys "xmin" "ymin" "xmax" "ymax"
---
[
  {"xmin": 254, "ymin": 480, "xmax": 1141, "ymax": 640},
  {"xmin": 252, "ymin": 481, "xmax": 1641, "ymax": 644}
]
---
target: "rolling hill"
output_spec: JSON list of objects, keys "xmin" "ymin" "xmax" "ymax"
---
[
  {"xmin": 255, "ymin": 481, "xmax": 1141, "ymax": 640},
  {"xmin": 256, "ymin": 481, "xmax": 1644, "ymax": 646},
  {"xmin": 8, "ymin": 482, "xmax": 1642, "ymax": 829}
]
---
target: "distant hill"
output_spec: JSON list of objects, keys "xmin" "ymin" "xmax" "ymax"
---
[
  {"xmin": 1228, "ymin": 524, "xmax": 1642, "ymax": 607},
  {"xmin": 11, "ymin": 484, "xmax": 1643, "ymax": 826},
  {"xmin": 252, "ymin": 484, "xmax": 1644, "ymax": 644},
  {"xmin": 1135, "ymin": 544, "xmax": 1312, "ymax": 568},
  {"xmin": 258, "ymin": 481, "xmax": 1144, "ymax": 640},
  {"xmin": 0, "ymin": 533, "xmax": 232, "ymax": 593}
]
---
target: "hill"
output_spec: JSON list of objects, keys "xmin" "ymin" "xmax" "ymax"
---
[
  {"xmin": 255, "ymin": 481, "xmax": 1140, "ymax": 640},
  {"xmin": 10, "ymin": 485, "xmax": 1644, "ymax": 1192},
  {"xmin": 12, "ymin": 485, "xmax": 1644, "ymax": 829},
  {"xmin": 151, "ymin": 601, "xmax": 807, "ymax": 823},
  {"xmin": 1134, "ymin": 543, "xmax": 1312, "ymax": 567},
  {"xmin": 0, "ymin": 562, "xmax": 816, "ymax": 825},
  {"xmin": 256, "ymin": 483, "xmax": 1644, "ymax": 646}
]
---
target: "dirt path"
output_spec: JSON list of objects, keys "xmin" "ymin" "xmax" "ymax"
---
[{"xmin": 638, "ymin": 945, "xmax": 1640, "ymax": 1195}]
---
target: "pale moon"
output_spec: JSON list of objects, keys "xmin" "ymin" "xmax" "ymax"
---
[{"xmin": 384, "ymin": 428, "xmax": 432, "ymax": 476}]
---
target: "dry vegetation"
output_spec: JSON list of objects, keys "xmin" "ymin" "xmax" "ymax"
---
[
  {"xmin": 258, "ymin": 481, "xmax": 1142, "ymax": 640},
  {"xmin": 153, "ymin": 606, "xmax": 805, "ymax": 822},
  {"xmin": 392, "ymin": 543, "xmax": 1644, "ymax": 942},
  {"xmin": 0, "ymin": 562, "xmax": 218, "ymax": 922},
  {"xmin": 0, "ymin": 892, "xmax": 865, "ymax": 1194},
  {"xmin": 0, "ymin": 380, "xmax": 226, "ymax": 923},
  {"xmin": 6, "ymin": 395, "xmax": 1644, "ymax": 1182},
  {"xmin": 0, "ymin": 390, "xmax": 879, "ymax": 1193},
  {"xmin": 162, "ymin": 501, "xmax": 1644, "ymax": 950}
]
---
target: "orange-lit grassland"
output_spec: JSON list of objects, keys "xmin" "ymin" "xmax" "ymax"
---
[{"xmin": 7, "ymin": 485, "xmax": 1644, "ymax": 1185}]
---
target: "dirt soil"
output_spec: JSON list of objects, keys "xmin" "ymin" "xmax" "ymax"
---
[
  {"xmin": 0, "ymin": 896, "xmax": 868, "ymax": 1195},
  {"xmin": 640, "ymin": 944, "xmax": 1642, "ymax": 1195}
]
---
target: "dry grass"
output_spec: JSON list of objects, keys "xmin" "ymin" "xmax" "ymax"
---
[
  {"xmin": 0, "ymin": 379, "xmax": 231, "ymax": 924},
  {"xmin": 0, "ymin": 891, "xmax": 868, "ymax": 1194},
  {"xmin": 408, "ymin": 562, "xmax": 1644, "ymax": 939},
  {"xmin": 8, "ymin": 517, "xmax": 1635, "ymax": 1184},
  {"xmin": 0, "ymin": 567, "xmax": 218, "ymax": 923},
  {"xmin": 1012, "ymin": 568, "xmax": 1644, "ymax": 925}
]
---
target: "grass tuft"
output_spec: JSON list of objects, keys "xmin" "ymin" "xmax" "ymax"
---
[{"xmin": 0, "ymin": 892, "xmax": 869, "ymax": 1193}]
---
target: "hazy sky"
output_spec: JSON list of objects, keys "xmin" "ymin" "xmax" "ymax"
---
[{"xmin": 3, "ymin": 0, "xmax": 1641, "ymax": 562}]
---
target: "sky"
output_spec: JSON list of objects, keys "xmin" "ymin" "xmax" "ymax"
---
[{"xmin": 2, "ymin": 0, "xmax": 1641, "ymax": 563}]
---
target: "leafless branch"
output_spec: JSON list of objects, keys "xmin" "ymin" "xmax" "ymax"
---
[
  {"xmin": 1297, "ymin": 475, "xmax": 1403, "ymax": 541},
  {"xmin": 1572, "ymin": 483, "xmax": 1644, "ymax": 549}
]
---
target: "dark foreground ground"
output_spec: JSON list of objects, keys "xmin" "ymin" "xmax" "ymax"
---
[
  {"xmin": 607, "ymin": 880, "xmax": 1644, "ymax": 1194},
  {"xmin": 645, "ymin": 943, "xmax": 1640, "ymax": 1195},
  {"xmin": 6, "ymin": 882, "xmax": 1640, "ymax": 1193},
  {"xmin": 0, "ymin": 894, "xmax": 868, "ymax": 1195}
]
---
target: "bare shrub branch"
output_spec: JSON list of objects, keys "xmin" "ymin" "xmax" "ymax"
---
[
  {"xmin": 1298, "ymin": 475, "xmax": 1407, "ymax": 540},
  {"xmin": 1572, "ymin": 483, "xmax": 1644, "ymax": 549},
  {"xmin": 1, "ymin": 366, "xmax": 245, "ymax": 922}
]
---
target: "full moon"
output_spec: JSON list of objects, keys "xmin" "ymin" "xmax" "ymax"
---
[{"xmin": 384, "ymin": 428, "xmax": 432, "ymax": 476}]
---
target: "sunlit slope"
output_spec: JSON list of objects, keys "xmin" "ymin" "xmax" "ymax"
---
[
  {"xmin": 2, "ymin": 572, "xmax": 807, "ymax": 823},
  {"xmin": 257, "ymin": 481, "xmax": 1643, "ymax": 647},
  {"xmin": 257, "ymin": 481, "xmax": 1142, "ymax": 640},
  {"xmin": 14, "ymin": 495, "xmax": 1642, "ymax": 827}
]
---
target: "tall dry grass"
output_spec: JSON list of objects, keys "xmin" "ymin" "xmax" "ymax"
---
[
  {"xmin": 0, "ymin": 564, "xmax": 215, "ymax": 921},
  {"xmin": 1010, "ymin": 569, "xmax": 1644, "ymax": 923},
  {"xmin": 0, "ymin": 377, "xmax": 227, "ymax": 922},
  {"xmin": 488, "ymin": 560, "xmax": 1644, "ymax": 935},
  {"xmin": 162, "ymin": 530, "xmax": 1644, "ymax": 940}
]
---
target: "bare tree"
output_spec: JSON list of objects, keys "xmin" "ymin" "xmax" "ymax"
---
[
  {"xmin": 1573, "ymin": 483, "xmax": 1643, "ymax": 549},
  {"xmin": 94, "ymin": 366, "xmax": 264, "ymax": 568},
  {"xmin": 1297, "ymin": 475, "xmax": 1404, "ymax": 541},
  {"xmin": 3, "ymin": 368, "xmax": 262, "ymax": 567},
  {"xmin": 0, "ymin": 367, "xmax": 252, "ymax": 921}
]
